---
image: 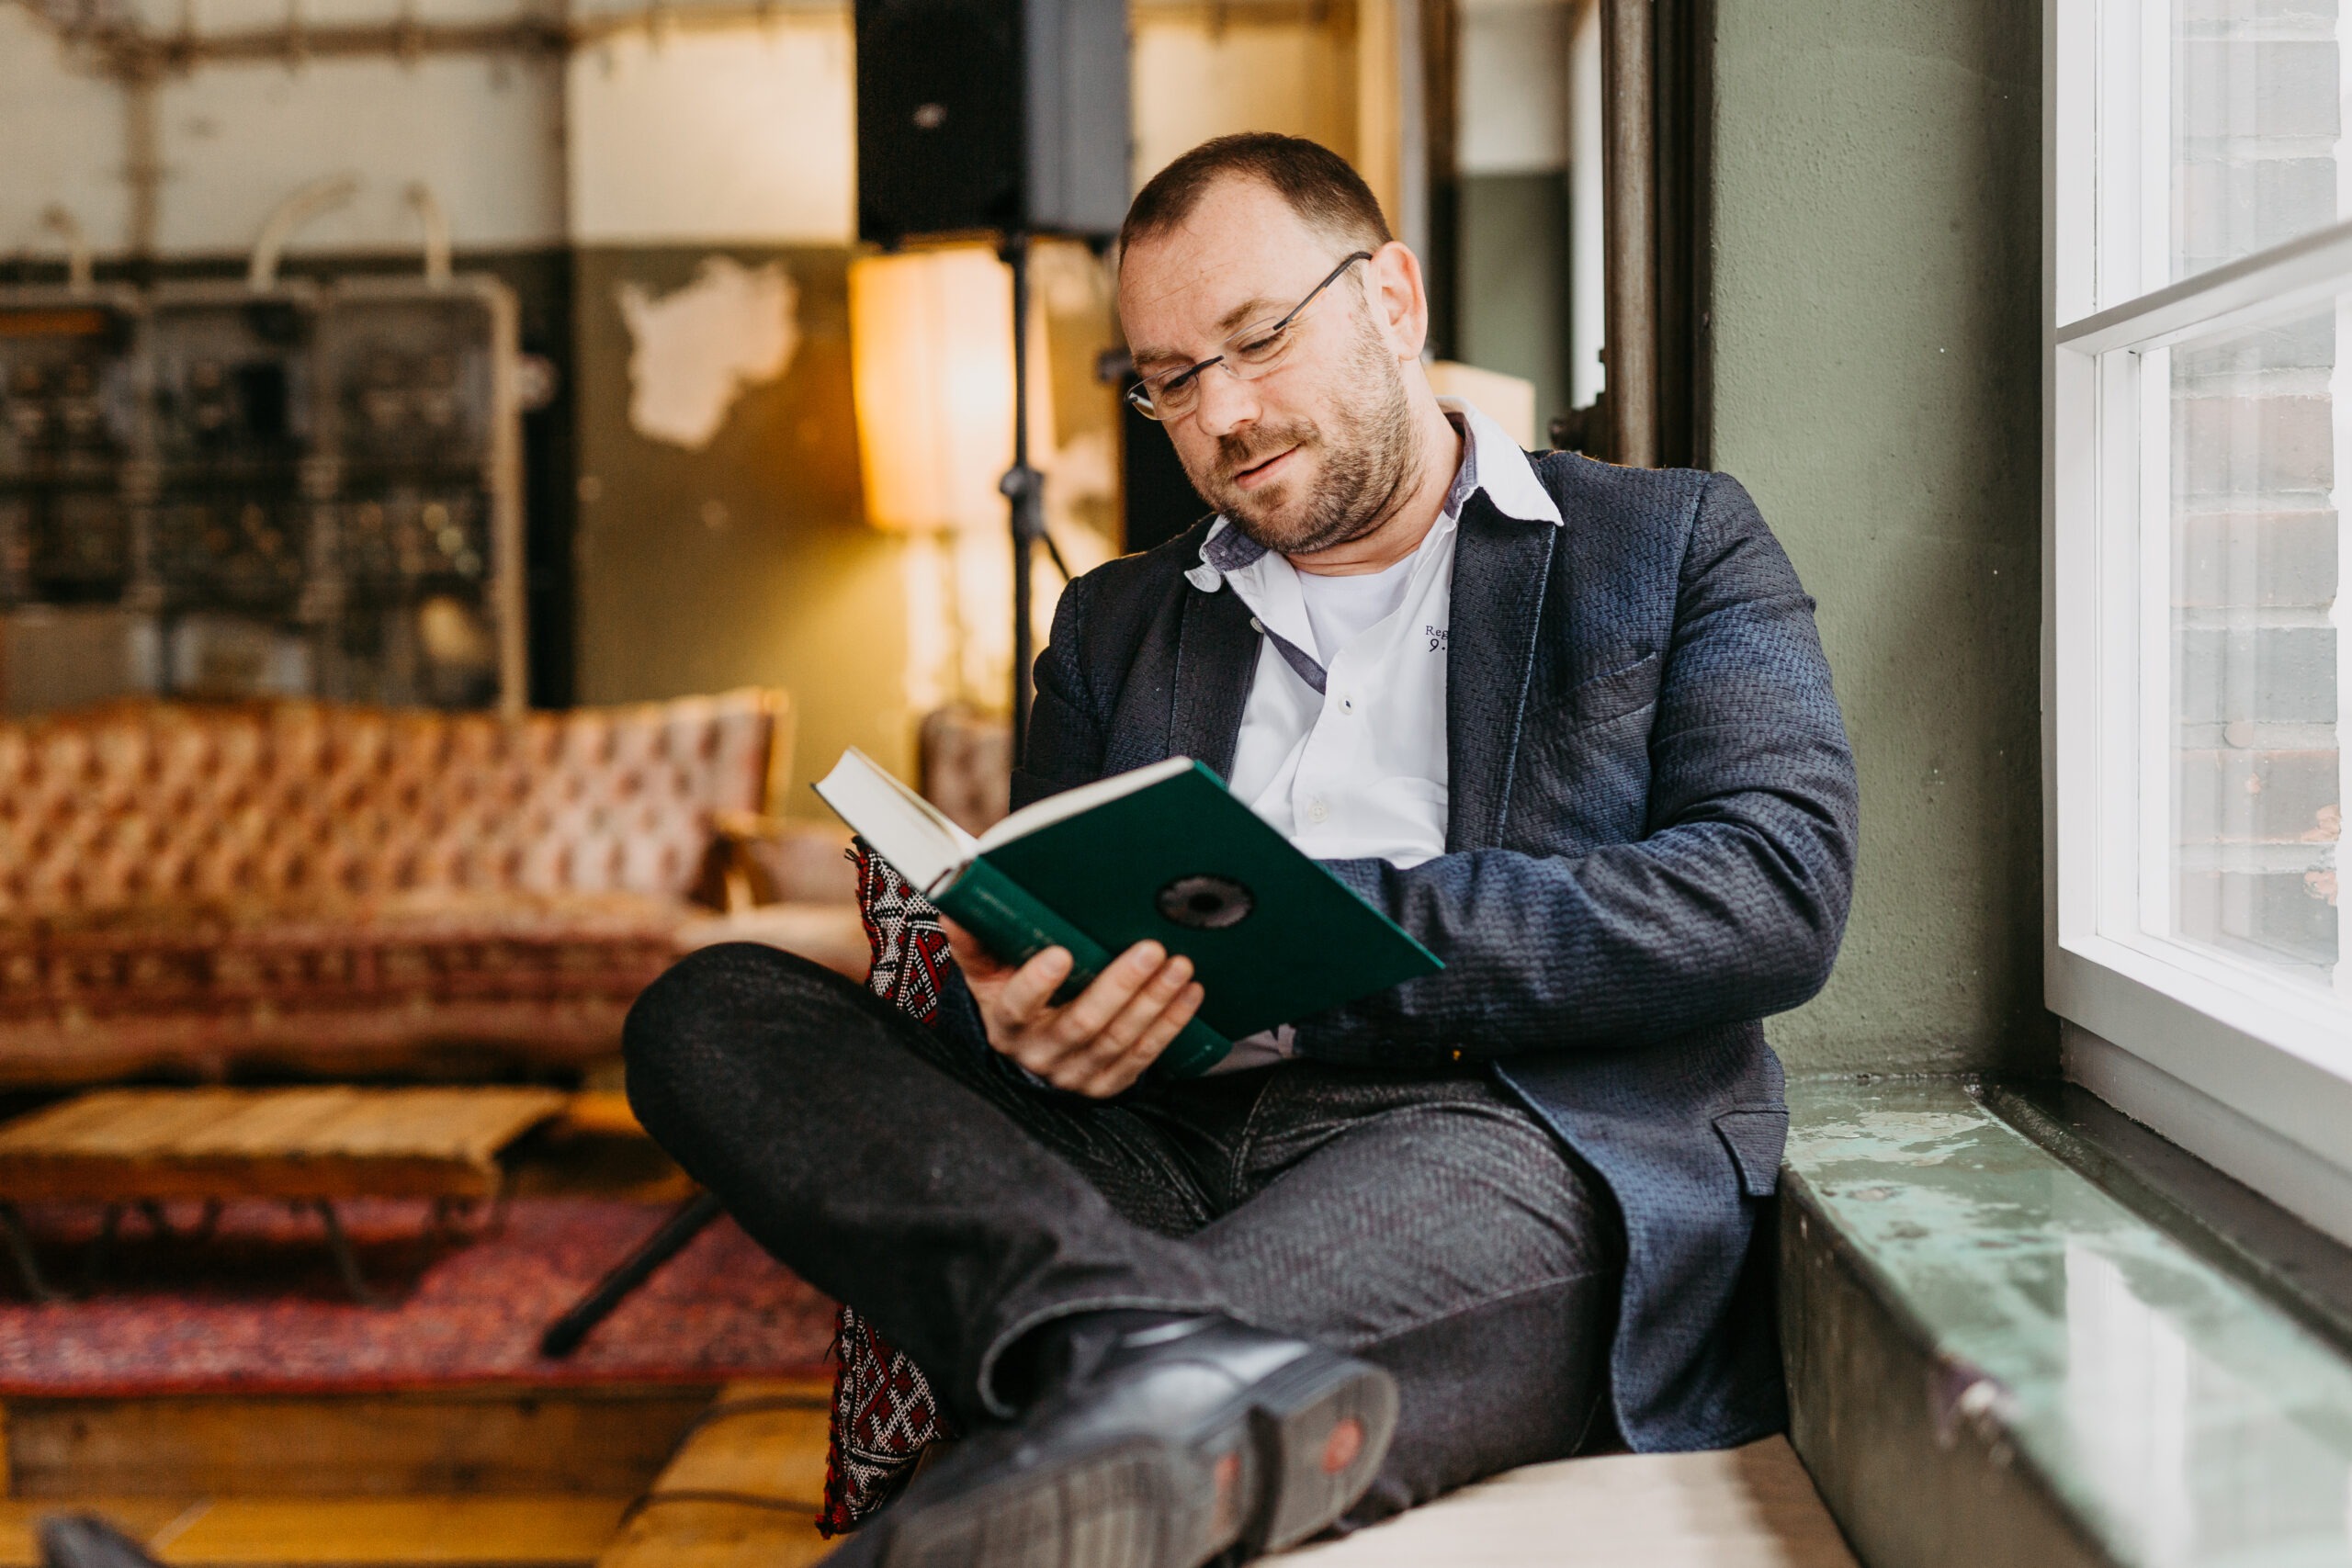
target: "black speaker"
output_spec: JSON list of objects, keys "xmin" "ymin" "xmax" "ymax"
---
[{"xmin": 855, "ymin": 0, "xmax": 1131, "ymax": 244}]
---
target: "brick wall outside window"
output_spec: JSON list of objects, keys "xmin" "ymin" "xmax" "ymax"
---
[{"xmin": 2168, "ymin": 1, "xmax": 2345, "ymax": 980}]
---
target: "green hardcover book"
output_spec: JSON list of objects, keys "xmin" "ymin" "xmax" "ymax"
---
[{"xmin": 812, "ymin": 748, "xmax": 1442, "ymax": 1077}]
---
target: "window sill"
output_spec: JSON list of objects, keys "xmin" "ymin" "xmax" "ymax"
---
[
  {"xmin": 2048, "ymin": 941, "xmax": 2352, "ymax": 1250},
  {"xmin": 1782, "ymin": 1076, "xmax": 2352, "ymax": 1568}
]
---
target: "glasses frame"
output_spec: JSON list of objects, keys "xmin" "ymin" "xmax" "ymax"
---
[{"xmin": 1125, "ymin": 251, "xmax": 1376, "ymax": 422}]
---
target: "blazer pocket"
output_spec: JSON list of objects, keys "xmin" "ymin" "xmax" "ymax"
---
[
  {"xmin": 1713, "ymin": 1106, "xmax": 1789, "ymax": 1199},
  {"xmin": 1568, "ymin": 651, "xmax": 1662, "ymax": 728}
]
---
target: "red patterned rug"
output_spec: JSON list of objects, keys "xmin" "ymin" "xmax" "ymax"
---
[{"xmin": 0, "ymin": 1197, "xmax": 836, "ymax": 1396}]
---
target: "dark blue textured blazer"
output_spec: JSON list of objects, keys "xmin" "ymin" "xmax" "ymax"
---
[{"xmin": 1008, "ymin": 453, "xmax": 1860, "ymax": 1452}]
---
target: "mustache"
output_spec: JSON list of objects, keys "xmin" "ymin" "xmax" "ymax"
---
[{"xmin": 1216, "ymin": 423, "xmax": 1316, "ymax": 479}]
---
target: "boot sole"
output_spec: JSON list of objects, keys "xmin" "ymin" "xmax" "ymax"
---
[
  {"xmin": 867, "ymin": 1350, "xmax": 1398, "ymax": 1568},
  {"xmin": 1248, "ymin": 1350, "xmax": 1400, "ymax": 1553}
]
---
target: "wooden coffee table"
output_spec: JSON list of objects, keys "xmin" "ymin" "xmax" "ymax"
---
[{"xmin": 0, "ymin": 1087, "xmax": 567, "ymax": 1303}]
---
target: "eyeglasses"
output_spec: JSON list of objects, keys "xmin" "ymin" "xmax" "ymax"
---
[{"xmin": 1125, "ymin": 251, "xmax": 1374, "ymax": 423}]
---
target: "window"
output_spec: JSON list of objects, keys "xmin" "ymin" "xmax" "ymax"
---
[{"xmin": 2051, "ymin": 0, "xmax": 2352, "ymax": 1230}]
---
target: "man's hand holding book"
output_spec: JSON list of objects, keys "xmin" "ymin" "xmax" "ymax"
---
[{"xmin": 941, "ymin": 923, "xmax": 1204, "ymax": 1098}]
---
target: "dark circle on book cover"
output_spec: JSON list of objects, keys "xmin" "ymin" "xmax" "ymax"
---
[{"xmin": 1156, "ymin": 874, "xmax": 1255, "ymax": 931}]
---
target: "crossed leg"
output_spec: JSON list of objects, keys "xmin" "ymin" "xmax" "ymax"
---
[{"xmin": 622, "ymin": 943, "xmax": 1620, "ymax": 1524}]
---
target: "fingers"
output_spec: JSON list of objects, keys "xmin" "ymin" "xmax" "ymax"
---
[
  {"xmin": 1070, "ymin": 981, "xmax": 1204, "ymax": 1099},
  {"xmin": 995, "ymin": 945, "xmax": 1075, "ymax": 1022},
  {"xmin": 1097, "ymin": 950, "xmax": 1198, "ymax": 1056},
  {"xmin": 1036, "ymin": 948, "xmax": 1199, "ymax": 1097},
  {"xmin": 940, "ymin": 918, "xmax": 1011, "ymax": 979},
  {"xmin": 1051, "ymin": 942, "xmax": 1170, "ymax": 1045},
  {"xmin": 995, "ymin": 942, "xmax": 1159, "ymax": 1076},
  {"xmin": 971, "ymin": 938, "xmax": 1211, "ymax": 1098}
]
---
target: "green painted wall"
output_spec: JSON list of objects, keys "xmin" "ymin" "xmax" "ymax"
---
[
  {"xmin": 570, "ymin": 246, "xmax": 916, "ymax": 814},
  {"xmin": 1459, "ymin": 172, "xmax": 1573, "ymax": 432},
  {"xmin": 1709, "ymin": 0, "xmax": 2050, "ymax": 1075}
]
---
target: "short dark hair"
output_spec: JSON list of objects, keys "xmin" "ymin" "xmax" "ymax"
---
[{"xmin": 1119, "ymin": 133, "xmax": 1394, "ymax": 260}]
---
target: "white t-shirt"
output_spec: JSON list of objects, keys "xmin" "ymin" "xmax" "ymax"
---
[{"xmin": 1295, "ymin": 553, "xmax": 1419, "ymax": 667}]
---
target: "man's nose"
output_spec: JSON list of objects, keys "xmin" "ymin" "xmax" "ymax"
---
[{"xmin": 1189, "ymin": 365, "xmax": 1260, "ymax": 438}]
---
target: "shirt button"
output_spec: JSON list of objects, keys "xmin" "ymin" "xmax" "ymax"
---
[
  {"xmin": 1340, "ymin": 694, "xmax": 1355, "ymax": 713},
  {"xmin": 1306, "ymin": 797, "xmax": 1329, "ymax": 825}
]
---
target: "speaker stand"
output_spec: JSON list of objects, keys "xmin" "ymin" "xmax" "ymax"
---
[
  {"xmin": 1001, "ymin": 233, "xmax": 1079, "ymax": 758},
  {"xmin": 1003, "ymin": 233, "xmax": 1046, "ymax": 756}
]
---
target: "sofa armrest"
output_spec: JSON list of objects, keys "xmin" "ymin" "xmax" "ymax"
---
[{"xmin": 709, "ymin": 811, "xmax": 860, "ymax": 913}]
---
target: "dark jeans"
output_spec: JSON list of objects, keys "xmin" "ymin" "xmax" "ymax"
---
[{"xmin": 622, "ymin": 943, "xmax": 1623, "ymax": 1522}]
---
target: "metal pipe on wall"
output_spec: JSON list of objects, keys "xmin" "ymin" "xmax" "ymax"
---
[
  {"xmin": 1598, "ymin": 0, "xmax": 1657, "ymax": 468},
  {"xmin": 408, "ymin": 183, "xmax": 454, "ymax": 288},
  {"xmin": 38, "ymin": 208, "xmax": 93, "ymax": 292},
  {"xmin": 3, "ymin": 0, "xmax": 838, "ymax": 75}
]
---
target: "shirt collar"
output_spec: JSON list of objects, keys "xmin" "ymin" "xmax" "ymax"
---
[
  {"xmin": 1442, "ymin": 396, "xmax": 1563, "ymax": 527},
  {"xmin": 1185, "ymin": 394, "xmax": 1561, "ymax": 592}
]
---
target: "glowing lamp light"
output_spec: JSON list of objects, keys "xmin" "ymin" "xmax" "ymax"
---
[{"xmin": 849, "ymin": 244, "xmax": 1027, "ymax": 532}]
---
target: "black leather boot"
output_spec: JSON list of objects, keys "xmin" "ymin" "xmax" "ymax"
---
[{"xmin": 822, "ymin": 1313, "xmax": 1398, "ymax": 1568}]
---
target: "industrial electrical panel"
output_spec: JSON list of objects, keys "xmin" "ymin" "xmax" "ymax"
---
[
  {"xmin": 0, "ymin": 289, "xmax": 141, "ymax": 609},
  {"xmin": 143, "ymin": 281, "xmax": 328, "ymax": 701},
  {"xmin": 319, "ymin": 278, "xmax": 520, "ymax": 711},
  {"xmin": 0, "ymin": 274, "xmax": 523, "ymax": 716}
]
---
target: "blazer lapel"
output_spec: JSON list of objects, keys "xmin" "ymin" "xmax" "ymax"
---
[
  {"xmin": 1165, "ymin": 580, "xmax": 1260, "ymax": 782},
  {"xmin": 1447, "ymin": 491, "xmax": 1557, "ymax": 850}
]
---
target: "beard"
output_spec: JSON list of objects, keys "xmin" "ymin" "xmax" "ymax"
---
[{"xmin": 1184, "ymin": 313, "xmax": 1423, "ymax": 558}]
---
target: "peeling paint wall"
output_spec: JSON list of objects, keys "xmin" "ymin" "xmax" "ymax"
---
[
  {"xmin": 152, "ymin": 54, "xmax": 566, "ymax": 255},
  {"xmin": 0, "ymin": 3, "xmax": 565, "ymax": 261},
  {"xmin": 563, "ymin": 7, "xmax": 1368, "ymax": 812},
  {"xmin": 571, "ymin": 246, "xmax": 913, "ymax": 804},
  {"xmin": 565, "ymin": 21, "xmax": 856, "ymax": 248},
  {"xmin": 2, "ymin": 0, "xmax": 1426, "ymax": 824},
  {"xmin": 559, "ymin": 19, "xmax": 902, "ymax": 802},
  {"xmin": 0, "ymin": 8, "xmax": 134, "ymax": 257},
  {"xmin": 1708, "ymin": 0, "xmax": 2050, "ymax": 1074}
]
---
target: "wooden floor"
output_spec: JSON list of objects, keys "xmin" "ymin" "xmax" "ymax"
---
[
  {"xmin": 0, "ymin": 1497, "xmax": 631, "ymax": 1568},
  {"xmin": 0, "ymin": 1374, "xmax": 1860, "ymax": 1568},
  {"xmin": 596, "ymin": 1378, "xmax": 833, "ymax": 1568},
  {"xmin": 0, "ymin": 1116, "xmax": 1858, "ymax": 1567},
  {"xmin": 5, "ymin": 1388, "xmax": 714, "ymax": 1498},
  {"xmin": 0, "ymin": 1382, "xmax": 738, "ymax": 1568}
]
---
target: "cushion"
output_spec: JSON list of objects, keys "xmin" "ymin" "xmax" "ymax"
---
[
  {"xmin": 673, "ymin": 902, "xmax": 872, "ymax": 981},
  {"xmin": 819, "ymin": 841, "xmax": 957, "ymax": 1536}
]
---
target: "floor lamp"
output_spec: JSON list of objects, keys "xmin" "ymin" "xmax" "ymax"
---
[{"xmin": 845, "ymin": 237, "xmax": 1070, "ymax": 750}]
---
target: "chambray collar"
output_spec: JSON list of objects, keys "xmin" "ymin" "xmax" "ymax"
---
[{"xmin": 1184, "ymin": 396, "xmax": 1561, "ymax": 593}]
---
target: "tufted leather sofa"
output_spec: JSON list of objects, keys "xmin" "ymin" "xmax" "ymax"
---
[{"xmin": 0, "ymin": 690, "xmax": 843, "ymax": 1084}]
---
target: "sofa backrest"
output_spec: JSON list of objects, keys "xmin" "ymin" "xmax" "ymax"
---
[{"xmin": 0, "ymin": 690, "xmax": 786, "ymax": 918}]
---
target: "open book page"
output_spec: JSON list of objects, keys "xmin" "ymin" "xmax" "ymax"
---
[
  {"xmin": 973, "ymin": 756, "xmax": 1197, "ymax": 854},
  {"xmin": 812, "ymin": 749, "xmax": 979, "ymax": 894}
]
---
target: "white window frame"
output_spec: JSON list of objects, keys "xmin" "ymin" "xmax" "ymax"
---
[{"xmin": 2046, "ymin": 0, "xmax": 2352, "ymax": 1242}]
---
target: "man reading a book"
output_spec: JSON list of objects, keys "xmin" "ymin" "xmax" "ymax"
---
[{"xmin": 625, "ymin": 133, "xmax": 1858, "ymax": 1568}]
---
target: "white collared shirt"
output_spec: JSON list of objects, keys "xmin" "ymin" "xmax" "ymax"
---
[
  {"xmin": 1187, "ymin": 397, "xmax": 1565, "ymax": 867},
  {"xmin": 1185, "ymin": 397, "xmax": 1566, "ymax": 1070}
]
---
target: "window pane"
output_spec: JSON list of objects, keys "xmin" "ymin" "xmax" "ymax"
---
[
  {"xmin": 2173, "ymin": 0, "xmax": 2346, "ymax": 284},
  {"xmin": 2165, "ymin": 304, "xmax": 2345, "ymax": 986}
]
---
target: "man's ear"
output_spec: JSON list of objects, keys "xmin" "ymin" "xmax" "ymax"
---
[{"xmin": 1366, "ymin": 240, "xmax": 1430, "ymax": 362}]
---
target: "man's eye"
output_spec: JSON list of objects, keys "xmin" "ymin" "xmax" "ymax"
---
[
  {"xmin": 1163, "ymin": 364, "xmax": 1207, "ymax": 395},
  {"xmin": 1233, "ymin": 326, "xmax": 1290, "ymax": 361}
]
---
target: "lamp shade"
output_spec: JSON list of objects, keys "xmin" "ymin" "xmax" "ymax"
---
[{"xmin": 850, "ymin": 245, "xmax": 1027, "ymax": 532}]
